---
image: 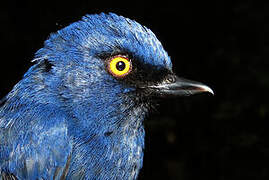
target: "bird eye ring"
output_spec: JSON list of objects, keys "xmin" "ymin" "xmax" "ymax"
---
[{"xmin": 107, "ymin": 56, "xmax": 132, "ymax": 78}]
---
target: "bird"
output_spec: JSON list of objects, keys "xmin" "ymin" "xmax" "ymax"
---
[{"xmin": 0, "ymin": 13, "xmax": 213, "ymax": 180}]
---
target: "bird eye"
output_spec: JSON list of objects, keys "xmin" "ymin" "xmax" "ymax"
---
[{"xmin": 107, "ymin": 56, "xmax": 132, "ymax": 78}]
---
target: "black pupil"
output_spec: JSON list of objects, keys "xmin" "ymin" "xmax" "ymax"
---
[{"xmin": 116, "ymin": 61, "xmax": 126, "ymax": 71}]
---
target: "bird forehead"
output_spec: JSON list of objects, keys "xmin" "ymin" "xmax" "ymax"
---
[{"xmin": 56, "ymin": 13, "xmax": 172, "ymax": 69}]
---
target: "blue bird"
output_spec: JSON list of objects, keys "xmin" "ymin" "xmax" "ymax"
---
[{"xmin": 0, "ymin": 13, "xmax": 213, "ymax": 179}]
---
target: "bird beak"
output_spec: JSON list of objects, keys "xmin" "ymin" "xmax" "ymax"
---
[{"xmin": 147, "ymin": 74, "xmax": 214, "ymax": 97}]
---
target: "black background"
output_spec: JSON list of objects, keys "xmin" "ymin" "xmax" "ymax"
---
[{"xmin": 1, "ymin": 3, "xmax": 269, "ymax": 180}]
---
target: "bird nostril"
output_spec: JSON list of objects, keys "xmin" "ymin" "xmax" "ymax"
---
[{"xmin": 165, "ymin": 75, "xmax": 176, "ymax": 83}]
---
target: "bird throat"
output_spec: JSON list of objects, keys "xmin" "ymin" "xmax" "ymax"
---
[{"xmin": 68, "ymin": 96, "xmax": 149, "ymax": 179}]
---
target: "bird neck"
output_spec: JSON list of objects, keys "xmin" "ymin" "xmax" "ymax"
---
[
  {"xmin": 2, "ymin": 65, "xmax": 150, "ymax": 179},
  {"xmin": 66, "ymin": 95, "xmax": 148, "ymax": 179}
]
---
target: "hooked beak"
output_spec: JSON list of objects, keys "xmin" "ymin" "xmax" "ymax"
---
[{"xmin": 147, "ymin": 74, "xmax": 214, "ymax": 97}]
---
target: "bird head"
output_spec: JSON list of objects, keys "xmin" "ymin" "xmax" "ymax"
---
[
  {"xmin": 26, "ymin": 13, "xmax": 213, "ymax": 129},
  {"xmin": 2, "ymin": 13, "xmax": 214, "ymax": 179}
]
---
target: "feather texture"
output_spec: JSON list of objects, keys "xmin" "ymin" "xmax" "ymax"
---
[{"xmin": 0, "ymin": 13, "xmax": 173, "ymax": 179}]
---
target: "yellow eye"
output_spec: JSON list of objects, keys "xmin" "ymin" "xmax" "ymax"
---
[{"xmin": 108, "ymin": 56, "xmax": 132, "ymax": 78}]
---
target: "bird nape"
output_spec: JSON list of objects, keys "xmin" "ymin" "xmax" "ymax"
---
[{"xmin": 0, "ymin": 13, "xmax": 213, "ymax": 180}]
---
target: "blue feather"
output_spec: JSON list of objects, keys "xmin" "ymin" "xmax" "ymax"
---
[{"xmin": 0, "ymin": 13, "xmax": 173, "ymax": 179}]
